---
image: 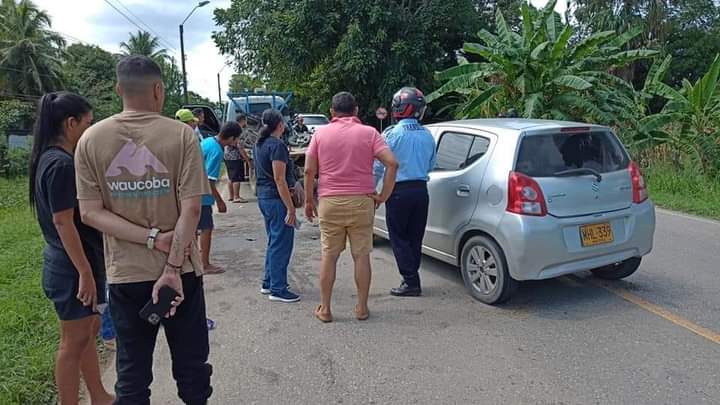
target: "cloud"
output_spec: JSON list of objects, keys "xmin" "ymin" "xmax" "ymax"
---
[
  {"xmin": 530, "ymin": 0, "xmax": 568, "ymax": 15},
  {"xmin": 34, "ymin": 0, "xmax": 232, "ymax": 101}
]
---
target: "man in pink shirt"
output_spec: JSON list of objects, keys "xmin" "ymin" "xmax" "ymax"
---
[{"xmin": 304, "ymin": 92, "xmax": 398, "ymax": 323}]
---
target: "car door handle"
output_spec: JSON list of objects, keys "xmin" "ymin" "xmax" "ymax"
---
[{"xmin": 457, "ymin": 184, "xmax": 471, "ymax": 197}]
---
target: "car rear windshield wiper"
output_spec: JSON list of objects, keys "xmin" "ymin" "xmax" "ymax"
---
[{"xmin": 553, "ymin": 168, "xmax": 602, "ymax": 182}]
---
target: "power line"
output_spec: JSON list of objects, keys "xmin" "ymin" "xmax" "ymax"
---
[
  {"xmin": 102, "ymin": 0, "xmax": 178, "ymax": 55},
  {"xmin": 54, "ymin": 31, "xmax": 88, "ymax": 45},
  {"xmin": 0, "ymin": 66, "xmax": 62, "ymax": 81},
  {"xmin": 0, "ymin": 92, "xmax": 41, "ymax": 101},
  {"xmin": 102, "ymin": 0, "xmax": 147, "ymax": 36},
  {"xmin": 111, "ymin": 0, "xmax": 178, "ymax": 52}
]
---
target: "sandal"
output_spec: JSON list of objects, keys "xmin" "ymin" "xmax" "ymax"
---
[
  {"xmin": 354, "ymin": 305, "xmax": 369, "ymax": 321},
  {"xmin": 314, "ymin": 305, "xmax": 333, "ymax": 323}
]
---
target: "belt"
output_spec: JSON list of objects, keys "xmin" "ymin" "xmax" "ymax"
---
[{"xmin": 393, "ymin": 180, "xmax": 427, "ymax": 190}]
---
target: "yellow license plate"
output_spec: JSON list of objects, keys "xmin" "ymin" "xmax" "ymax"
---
[{"xmin": 580, "ymin": 222, "xmax": 614, "ymax": 247}]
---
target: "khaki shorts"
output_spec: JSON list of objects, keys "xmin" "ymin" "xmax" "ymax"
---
[{"xmin": 318, "ymin": 195, "xmax": 375, "ymax": 257}]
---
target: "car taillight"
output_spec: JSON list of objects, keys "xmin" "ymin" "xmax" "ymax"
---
[
  {"xmin": 629, "ymin": 161, "xmax": 648, "ymax": 203},
  {"xmin": 507, "ymin": 172, "xmax": 547, "ymax": 216}
]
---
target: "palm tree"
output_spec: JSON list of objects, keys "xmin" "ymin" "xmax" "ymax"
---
[
  {"xmin": 119, "ymin": 31, "xmax": 168, "ymax": 63},
  {"xmin": 0, "ymin": 0, "xmax": 65, "ymax": 96}
]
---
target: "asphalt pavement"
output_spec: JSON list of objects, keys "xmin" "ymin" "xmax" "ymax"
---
[{"xmin": 100, "ymin": 199, "xmax": 720, "ymax": 405}]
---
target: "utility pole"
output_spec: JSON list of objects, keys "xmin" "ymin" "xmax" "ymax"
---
[
  {"xmin": 217, "ymin": 72, "xmax": 222, "ymax": 105},
  {"xmin": 180, "ymin": 24, "xmax": 188, "ymax": 105},
  {"xmin": 179, "ymin": 1, "xmax": 210, "ymax": 105}
]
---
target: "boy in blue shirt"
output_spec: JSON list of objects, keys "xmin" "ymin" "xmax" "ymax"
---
[{"xmin": 199, "ymin": 121, "xmax": 242, "ymax": 274}]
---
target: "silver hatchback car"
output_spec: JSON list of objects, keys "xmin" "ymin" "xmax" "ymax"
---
[{"xmin": 374, "ymin": 119, "xmax": 655, "ymax": 304}]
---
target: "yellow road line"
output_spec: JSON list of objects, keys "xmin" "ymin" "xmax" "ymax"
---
[{"xmin": 585, "ymin": 278, "xmax": 720, "ymax": 345}]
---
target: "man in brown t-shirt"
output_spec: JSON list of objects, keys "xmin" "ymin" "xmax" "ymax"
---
[{"xmin": 76, "ymin": 56, "xmax": 212, "ymax": 404}]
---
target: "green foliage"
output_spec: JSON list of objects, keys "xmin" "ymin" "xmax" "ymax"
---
[
  {"xmin": 429, "ymin": 1, "xmax": 658, "ymax": 123},
  {"xmin": 0, "ymin": 0, "xmax": 65, "ymax": 97},
  {"xmin": 0, "ymin": 145, "xmax": 29, "ymax": 178},
  {"xmin": 645, "ymin": 163, "xmax": 720, "ymax": 220},
  {"xmin": 0, "ymin": 99, "xmax": 33, "ymax": 134},
  {"xmin": 159, "ymin": 56, "xmax": 184, "ymax": 117},
  {"xmin": 0, "ymin": 177, "xmax": 57, "ymax": 404},
  {"xmin": 62, "ymin": 44, "xmax": 120, "ymax": 121},
  {"xmin": 0, "ymin": 100, "xmax": 32, "ymax": 178},
  {"xmin": 119, "ymin": 30, "xmax": 168, "ymax": 63},
  {"xmin": 229, "ymin": 73, "xmax": 264, "ymax": 93},
  {"xmin": 572, "ymin": 0, "xmax": 720, "ymax": 88},
  {"xmin": 664, "ymin": 0, "xmax": 720, "ymax": 86},
  {"xmin": 644, "ymin": 54, "xmax": 720, "ymax": 175},
  {"xmin": 213, "ymin": 0, "xmax": 479, "ymax": 121}
]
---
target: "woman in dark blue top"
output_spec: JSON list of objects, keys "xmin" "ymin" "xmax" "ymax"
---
[
  {"xmin": 29, "ymin": 92, "xmax": 114, "ymax": 404},
  {"xmin": 254, "ymin": 109, "xmax": 301, "ymax": 303}
]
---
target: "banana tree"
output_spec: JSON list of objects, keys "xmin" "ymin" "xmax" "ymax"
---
[
  {"xmin": 643, "ymin": 54, "xmax": 720, "ymax": 174},
  {"xmin": 427, "ymin": 0, "xmax": 658, "ymax": 126}
]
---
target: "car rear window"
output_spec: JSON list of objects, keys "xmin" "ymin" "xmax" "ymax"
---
[
  {"xmin": 515, "ymin": 131, "xmax": 629, "ymax": 177},
  {"xmin": 249, "ymin": 103, "xmax": 272, "ymax": 114},
  {"xmin": 303, "ymin": 116, "xmax": 328, "ymax": 125}
]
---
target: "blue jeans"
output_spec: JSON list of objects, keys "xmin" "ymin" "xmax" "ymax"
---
[{"xmin": 258, "ymin": 198, "xmax": 295, "ymax": 294}]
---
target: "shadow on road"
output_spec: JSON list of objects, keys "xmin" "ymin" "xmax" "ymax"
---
[{"xmin": 374, "ymin": 238, "xmax": 629, "ymax": 321}]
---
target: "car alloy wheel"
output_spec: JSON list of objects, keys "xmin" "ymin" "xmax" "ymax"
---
[
  {"xmin": 466, "ymin": 246, "xmax": 498, "ymax": 295},
  {"xmin": 460, "ymin": 235, "xmax": 517, "ymax": 305}
]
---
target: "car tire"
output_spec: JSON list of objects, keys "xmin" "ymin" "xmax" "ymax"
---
[
  {"xmin": 460, "ymin": 236, "xmax": 517, "ymax": 305},
  {"xmin": 590, "ymin": 257, "xmax": 642, "ymax": 280}
]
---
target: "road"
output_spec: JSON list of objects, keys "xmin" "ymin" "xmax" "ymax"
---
[{"xmin": 101, "ymin": 202, "xmax": 720, "ymax": 404}]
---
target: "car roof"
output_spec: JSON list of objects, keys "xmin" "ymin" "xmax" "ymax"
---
[{"xmin": 427, "ymin": 118, "xmax": 608, "ymax": 134}]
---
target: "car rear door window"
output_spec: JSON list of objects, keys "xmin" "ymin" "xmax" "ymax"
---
[
  {"xmin": 466, "ymin": 136, "xmax": 490, "ymax": 167},
  {"xmin": 515, "ymin": 131, "xmax": 629, "ymax": 177},
  {"xmin": 435, "ymin": 132, "xmax": 490, "ymax": 171}
]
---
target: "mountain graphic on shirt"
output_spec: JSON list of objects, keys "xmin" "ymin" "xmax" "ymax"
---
[{"xmin": 106, "ymin": 141, "xmax": 169, "ymax": 177}]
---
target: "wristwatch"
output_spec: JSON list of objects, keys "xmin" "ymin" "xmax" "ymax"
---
[{"xmin": 146, "ymin": 228, "xmax": 160, "ymax": 250}]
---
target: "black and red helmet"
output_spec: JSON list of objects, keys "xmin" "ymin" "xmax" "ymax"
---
[{"xmin": 391, "ymin": 87, "xmax": 427, "ymax": 119}]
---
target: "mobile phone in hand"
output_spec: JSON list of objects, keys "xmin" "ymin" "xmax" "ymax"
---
[{"xmin": 138, "ymin": 286, "xmax": 178, "ymax": 325}]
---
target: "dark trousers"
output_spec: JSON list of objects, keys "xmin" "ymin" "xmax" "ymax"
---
[
  {"xmin": 385, "ymin": 181, "xmax": 429, "ymax": 288},
  {"xmin": 109, "ymin": 273, "xmax": 212, "ymax": 405}
]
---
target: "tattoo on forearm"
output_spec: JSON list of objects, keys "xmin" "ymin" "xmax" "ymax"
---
[{"xmin": 169, "ymin": 231, "xmax": 183, "ymax": 263}]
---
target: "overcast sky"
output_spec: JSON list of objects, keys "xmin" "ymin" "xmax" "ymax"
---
[{"xmin": 34, "ymin": 0, "xmax": 566, "ymax": 102}]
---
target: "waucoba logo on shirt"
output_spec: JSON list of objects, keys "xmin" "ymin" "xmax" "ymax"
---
[{"xmin": 105, "ymin": 141, "xmax": 171, "ymax": 198}]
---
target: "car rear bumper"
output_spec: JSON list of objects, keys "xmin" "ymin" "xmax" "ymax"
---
[{"xmin": 496, "ymin": 201, "xmax": 655, "ymax": 281}]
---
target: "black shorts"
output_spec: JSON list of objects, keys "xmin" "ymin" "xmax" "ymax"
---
[
  {"xmin": 43, "ymin": 267, "xmax": 107, "ymax": 321},
  {"xmin": 198, "ymin": 205, "xmax": 214, "ymax": 231},
  {"xmin": 225, "ymin": 159, "xmax": 246, "ymax": 183}
]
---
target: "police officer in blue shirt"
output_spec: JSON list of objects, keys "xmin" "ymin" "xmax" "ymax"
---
[{"xmin": 374, "ymin": 87, "xmax": 437, "ymax": 296}]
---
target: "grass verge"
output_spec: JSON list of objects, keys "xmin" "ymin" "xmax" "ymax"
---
[
  {"xmin": 0, "ymin": 177, "xmax": 57, "ymax": 404},
  {"xmin": 644, "ymin": 164, "xmax": 720, "ymax": 220}
]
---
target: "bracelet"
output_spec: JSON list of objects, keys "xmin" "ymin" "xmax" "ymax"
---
[{"xmin": 165, "ymin": 262, "xmax": 183, "ymax": 271}]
